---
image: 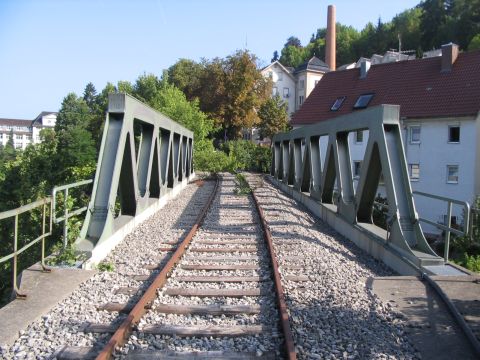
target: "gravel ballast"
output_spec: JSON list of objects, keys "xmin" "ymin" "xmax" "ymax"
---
[
  {"xmin": 246, "ymin": 173, "xmax": 419, "ymax": 359},
  {"xmin": 0, "ymin": 180, "xmax": 214, "ymax": 360}
]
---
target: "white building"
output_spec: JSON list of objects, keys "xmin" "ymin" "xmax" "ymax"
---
[
  {"xmin": 0, "ymin": 112, "xmax": 57, "ymax": 150},
  {"xmin": 291, "ymin": 44, "xmax": 480, "ymax": 235},
  {"xmin": 261, "ymin": 56, "xmax": 331, "ymax": 119}
]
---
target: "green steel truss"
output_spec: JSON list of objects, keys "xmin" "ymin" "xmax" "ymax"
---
[
  {"xmin": 271, "ymin": 105, "xmax": 443, "ymax": 269},
  {"xmin": 77, "ymin": 93, "xmax": 194, "ymax": 252}
]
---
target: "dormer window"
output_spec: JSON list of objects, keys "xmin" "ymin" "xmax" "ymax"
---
[
  {"xmin": 330, "ymin": 96, "xmax": 346, "ymax": 111},
  {"xmin": 353, "ymin": 93, "xmax": 374, "ymax": 109}
]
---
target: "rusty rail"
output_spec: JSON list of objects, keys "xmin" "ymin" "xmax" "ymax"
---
[
  {"xmin": 252, "ymin": 187, "xmax": 297, "ymax": 360},
  {"xmin": 96, "ymin": 177, "xmax": 219, "ymax": 360}
]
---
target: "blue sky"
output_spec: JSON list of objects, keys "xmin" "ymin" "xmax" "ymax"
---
[{"xmin": 0, "ymin": 0, "xmax": 420, "ymax": 119}]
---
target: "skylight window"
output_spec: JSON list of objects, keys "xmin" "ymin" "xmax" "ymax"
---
[
  {"xmin": 330, "ymin": 96, "xmax": 346, "ymax": 111},
  {"xmin": 353, "ymin": 93, "xmax": 374, "ymax": 109}
]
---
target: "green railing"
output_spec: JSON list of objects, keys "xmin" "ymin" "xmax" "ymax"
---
[
  {"xmin": 0, "ymin": 179, "xmax": 92, "ymax": 299},
  {"xmin": 0, "ymin": 198, "xmax": 52, "ymax": 298},
  {"xmin": 413, "ymin": 190, "xmax": 470, "ymax": 262},
  {"xmin": 52, "ymin": 179, "xmax": 93, "ymax": 248}
]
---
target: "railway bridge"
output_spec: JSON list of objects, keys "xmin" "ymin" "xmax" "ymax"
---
[{"xmin": 0, "ymin": 95, "xmax": 479, "ymax": 359}]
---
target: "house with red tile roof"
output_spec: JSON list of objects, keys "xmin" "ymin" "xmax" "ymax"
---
[{"xmin": 291, "ymin": 43, "xmax": 480, "ymax": 235}]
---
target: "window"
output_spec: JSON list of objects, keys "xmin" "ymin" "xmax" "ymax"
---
[
  {"xmin": 448, "ymin": 125, "xmax": 460, "ymax": 143},
  {"xmin": 409, "ymin": 126, "xmax": 421, "ymax": 144},
  {"xmin": 353, "ymin": 161, "xmax": 362, "ymax": 178},
  {"xmin": 409, "ymin": 164, "xmax": 420, "ymax": 180},
  {"xmin": 272, "ymin": 87, "xmax": 278, "ymax": 96},
  {"xmin": 283, "ymin": 88, "xmax": 289, "ymax": 98},
  {"xmin": 441, "ymin": 215, "xmax": 457, "ymax": 226},
  {"xmin": 355, "ymin": 130, "xmax": 364, "ymax": 143},
  {"xmin": 16, "ymin": 134, "xmax": 22, "ymax": 140},
  {"xmin": 268, "ymin": 71, "xmax": 273, "ymax": 79},
  {"xmin": 299, "ymin": 95, "xmax": 304, "ymax": 105},
  {"xmin": 353, "ymin": 93, "xmax": 374, "ymax": 109},
  {"xmin": 15, "ymin": 143, "xmax": 22, "ymax": 149},
  {"xmin": 5, "ymin": 134, "xmax": 10, "ymax": 140},
  {"xmin": 299, "ymin": 80, "xmax": 305, "ymax": 89},
  {"xmin": 26, "ymin": 134, "xmax": 32, "ymax": 140},
  {"xmin": 330, "ymin": 96, "xmax": 346, "ymax": 111},
  {"xmin": 447, "ymin": 165, "xmax": 459, "ymax": 184},
  {"xmin": 278, "ymin": 72, "xmax": 283, "ymax": 81}
]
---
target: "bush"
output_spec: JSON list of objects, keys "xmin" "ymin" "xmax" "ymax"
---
[
  {"xmin": 194, "ymin": 139, "xmax": 272, "ymax": 174},
  {"xmin": 223, "ymin": 140, "xmax": 271, "ymax": 173},
  {"xmin": 194, "ymin": 140, "xmax": 235, "ymax": 173}
]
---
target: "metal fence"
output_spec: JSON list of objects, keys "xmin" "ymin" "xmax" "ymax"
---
[{"xmin": 0, "ymin": 179, "xmax": 92, "ymax": 299}]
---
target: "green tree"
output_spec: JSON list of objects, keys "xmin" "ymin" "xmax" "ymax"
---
[
  {"xmin": 271, "ymin": 50, "xmax": 279, "ymax": 62},
  {"xmin": 83, "ymin": 82, "xmax": 98, "ymax": 110},
  {"xmin": 391, "ymin": 8, "xmax": 423, "ymax": 53},
  {"xmin": 420, "ymin": 0, "xmax": 448, "ymax": 50},
  {"xmin": 258, "ymin": 95, "xmax": 290, "ymax": 141},
  {"xmin": 452, "ymin": 0, "xmax": 480, "ymax": 49},
  {"xmin": 285, "ymin": 36, "xmax": 302, "ymax": 48},
  {"xmin": 221, "ymin": 50, "xmax": 272, "ymax": 138},
  {"xmin": 55, "ymin": 93, "xmax": 97, "ymax": 182},
  {"xmin": 469, "ymin": 34, "xmax": 480, "ymax": 50},
  {"xmin": 279, "ymin": 45, "xmax": 309, "ymax": 68},
  {"xmin": 167, "ymin": 59, "xmax": 203, "ymax": 100},
  {"xmin": 55, "ymin": 93, "xmax": 92, "ymax": 133}
]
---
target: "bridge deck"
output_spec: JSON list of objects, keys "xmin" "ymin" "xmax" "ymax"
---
[{"xmin": 0, "ymin": 173, "xmax": 478, "ymax": 359}]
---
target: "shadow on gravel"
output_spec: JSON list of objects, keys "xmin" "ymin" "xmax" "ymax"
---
[{"xmin": 284, "ymin": 289, "xmax": 416, "ymax": 358}]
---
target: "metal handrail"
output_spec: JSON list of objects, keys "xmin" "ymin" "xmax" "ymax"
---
[
  {"xmin": 0, "ymin": 179, "xmax": 92, "ymax": 299},
  {"xmin": 52, "ymin": 179, "xmax": 93, "ymax": 248},
  {"xmin": 0, "ymin": 197, "xmax": 52, "ymax": 298},
  {"xmin": 413, "ymin": 190, "xmax": 470, "ymax": 262}
]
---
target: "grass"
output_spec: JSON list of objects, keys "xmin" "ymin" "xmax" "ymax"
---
[{"xmin": 233, "ymin": 173, "xmax": 251, "ymax": 195}]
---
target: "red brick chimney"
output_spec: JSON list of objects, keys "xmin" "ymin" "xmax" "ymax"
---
[
  {"xmin": 441, "ymin": 43, "xmax": 459, "ymax": 72},
  {"xmin": 326, "ymin": 5, "xmax": 336, "ymax": 71}
]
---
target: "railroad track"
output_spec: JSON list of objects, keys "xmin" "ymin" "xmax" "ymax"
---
[{"xmin": 56, "ymin": 174, "xmax": 296, "ymax": 359}]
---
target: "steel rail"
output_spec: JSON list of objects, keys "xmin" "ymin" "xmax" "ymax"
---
[
  {"xmin": 95, "ymin": 176, "xmax": 219, "ymax": 360},
  {"xmin": 422, "ymin": 273, "xmax": 480, "ymax": 357},
  {"xmin": 252, "ymin": 184, "xmax": 297, "ymax": 360}
]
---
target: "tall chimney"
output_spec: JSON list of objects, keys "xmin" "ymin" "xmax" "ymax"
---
[{"xmin": 326, "ymin": 5, "xmax": 336, "ymax": 71}]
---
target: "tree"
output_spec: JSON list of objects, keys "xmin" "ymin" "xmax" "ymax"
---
[
  {"xmin": 391, "ymin": 8, "xmax": 423, "ymax": 53},
  {"xmin": 271, "ymin": 50, "xmax": 279, "ymax": 63},
  {"xmin": 469, "ymin": 34, "xmax": 480, "ymax": 50},
  {"xmin": 221, "ymin": 50, "xmax": 272, "ymax": 138},
  {"xmin": 83, "ymin": 82, "xmax": 98, "ymax": 110},
  {"xmin": 284, "ymin": 36, "xmax": 302, "ymax": 48},
  {"xmin": 167, "ymin": 59, "xmax": 203, "ymax": 100},
  {"xmin": 279, "ymin": 45, "xmax": 308, "ymax": 68},
  {"xmin": 55, "ymin": 93, "xmax": 92, "ymax": 133},
  {"xmin": 55, "ymin": 93, "xmax": 97, "ymax": 182},
  {"xmin": 420, "ymin": 0, "xmax": 448, "ymax": 50},
  {"xmin": 258, "ymin": 95, "xmax": 290, "ymax": 141},
  {"xmin": 452, "ymin": 0, "xmax": 480, "ymax": 50}
]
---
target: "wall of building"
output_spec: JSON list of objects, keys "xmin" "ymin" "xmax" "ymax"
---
[
  {"xmin": 305, "ymin": 72, "xmax": 324, "ymax": 98},
  {"xmin": 264, "ymin": 64, "xmax": 296, "ymax": 117}
]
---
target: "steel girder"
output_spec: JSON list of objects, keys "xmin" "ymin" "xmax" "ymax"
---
[
  {"xmin": 271, "ymin": 105, "xmax": 443, "ymax": 269},
  {"xmin": 77, "ymin": 94, "xmax": 194, "ymax": 252}
]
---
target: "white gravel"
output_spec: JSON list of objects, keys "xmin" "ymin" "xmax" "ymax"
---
[
  {"xmin": 1, "ymin": 172, "xmax": 421, "ymax": 359},
  {"xmin": 246, "ymin": 173, "xmax": 420, "ymax": 360},
  {"xmin": 0, "ymin": 180, "xmax": 214, "ymax": 360}
]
